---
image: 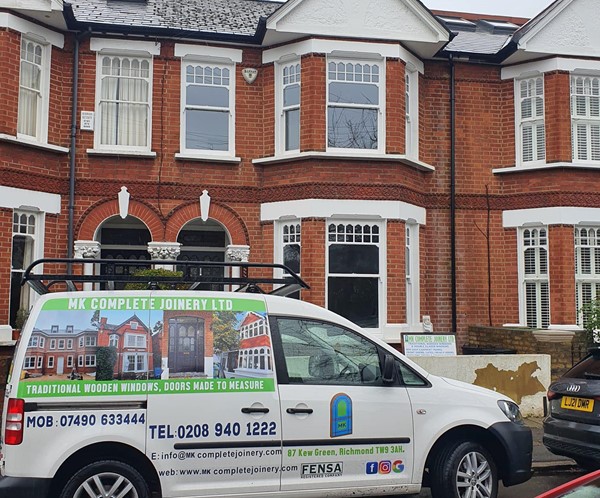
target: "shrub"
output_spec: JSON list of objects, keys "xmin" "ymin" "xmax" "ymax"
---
[
  {"xmin": 124, "ymin": 268, "xmax": 185, "ymax": 290},
  {"xmin": 96, "ymin": 346, "xmax": 117, "ymax": 380}
]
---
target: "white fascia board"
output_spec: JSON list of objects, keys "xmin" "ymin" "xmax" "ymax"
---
[
  {"xmin": 0, "ymin": 185, "xmax": 61, "ymax": 214},
  {"xmin": 263, "ymin": 38, "xmax": 401, "ymax": 64},
  {"xmin": 503, "ymin": 207, "xmax": 600, "ymax": 228},
  {"xmin": 261, "ymin": 198, "xmax": 426, "ymax": 224},
  {"xmin": 502, "ymin": 57, "xmax": 600, "ymax": 80},
  {"xmin": 90, "ymin": 38, "xmax": 161, "ymax": 56},
  {"xmin": 174, "ymin": 44, "xmax": 242, "ymax": 63},
  {"xmin": 0, "ymin": 12, "xmax": 64, "ymax": 48}
]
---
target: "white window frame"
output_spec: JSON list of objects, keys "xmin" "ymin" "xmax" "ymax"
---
[
  {"xmin": 575, "ymin": 226, "xmax": 600, "ymax": 326},
  {"xmin": 179, "ymin": 57, "xmax": 236, "ymax": 157},
  {"xmin": 516, "ymin": 76, "xmax": 546, "ymax": 166},
  {"xmin": 85, "ymin": 336, "xmax": 96, "ymax": 347},
  {"xmin": 24, "ymin": 357, "xmax": 36, "ymax": 369},
  {"xmin": 66, "ymin": 339, "xmax": 73, "ymax": 350},
  {"xmin": 78, "ymin": 355, "xmax": 84, "ymax": 367},
  {"xmin": 67, "ymin": 356, "xmax": 73, "ymax": 368},
  {"xmin": 85, "ymin": 354, "xmax": 96, "ymax": 367},
  {"xmin": 274, "ymin": 220, "xmax": 302, "ymax": 296},
  {"xmin": 49, "ymin": 339, "xmax": 56, "ymax": 350},
  {"xmin": 571, "ymin": 74, "xmax": 600, "ymax": 163},
  {"xmin": 36, "ymin": 356, "xmax": 42, "ymax": 368},
  {"xmin": 405, "ymin": 222, "xmax": 420, "ymax": 328},
  {"xmin": 326, "ymin": 57, "xmax": 385, "ymax": 153},
  {"xmin": 518, "ymin": 227, "xmax": 550, "ymax": 328},
  {"xmin": 17, "ymin": 35, "xmax": 51, "ymax": 144},
  {"xmin": 47, "ymin": 356, "xmax": 54, "ymax": 368},
  {"xmin": 325, "ymin": 219, "xmax": 386, "ymax": 331},
  {"xmin": 57, "ymin": 339, "xmax": 65, "ymax": 350},
  {"xmin": 124, "ymin": 353, "xmax": 147, "ymax": 372},
  {"xmin": 275, "ymin": 60, "xmax": 301, "ymax": 155},
  {"xmin": 109, "ymin": 334, "xmax": 119, "ymax": 348},
  {"xmin": 39, "ymin": 337, "xmax": 45, "ymax": 348},
  {"xmin": 125, "ymin": 333, "xmax": 146, "ymax": 349},
  {"xmin": 93, "ymin": 46, "xmax": 154, "ymax": 153},
  {"xmin": 405, "ymin": 67, "xmax": 419, "ymax": 159},
  {"xmin": 10, "ymin": 210, "xmax": 44, "ymax": 328}
]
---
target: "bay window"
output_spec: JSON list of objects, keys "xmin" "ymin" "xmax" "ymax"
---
[
  {"xmin": 521, "ymin": 228, "xmax": 550, "ymax": 328},
  {"xmin": 576, "ymin": 227, "xmax": 600, "ymax": 326},
  {"xmin": 517, "ymin": 76, "xmax": 545, "ymax": 164},
  {"xmin": 18, "ymin": 36, "xmax": 49, "ymax": 142},
  {"xmin": 327, "ymin": 59, "xmax": 383, "ymax": 151},
  {"xmin": 571, "ymin": 75, "xmax": 600, "ymax": 162}
]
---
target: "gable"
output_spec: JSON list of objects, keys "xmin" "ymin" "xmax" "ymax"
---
[
  {"xmin": 517, "ymin": 0, "xmax": 600, "ymax": 58},
  {"xmin": 266, "ymin": 0, "xmax": 448, "ymax": 54}
]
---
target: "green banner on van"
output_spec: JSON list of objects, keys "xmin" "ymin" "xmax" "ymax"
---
[
  {"xmin": 18, "ymin": 378, "xmax": 275, "ymax": 398},
  {"xmin": 42, "ymin": 296, "xmax": 266, "ymax": 313}
]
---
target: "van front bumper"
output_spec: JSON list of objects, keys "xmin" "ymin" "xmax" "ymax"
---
[
  {"xmin": 0, "ymin": 475, "xmax": 51, "ymax": 498},
  {"xmin": 489, "ymin": 420, "xmax": 533, "ymax": 487}
]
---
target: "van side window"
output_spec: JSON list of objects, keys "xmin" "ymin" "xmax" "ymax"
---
[
  {"xmin": 275, "ymin": 318, "xmax": 383, "ymax": 386},
  {"xmin": 396, "ymin": 359, "xmax": 428, "ymax": 387}
]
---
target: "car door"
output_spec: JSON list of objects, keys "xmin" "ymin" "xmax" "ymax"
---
[
  {"xmin": 271, "ymin": 316, "xmax": 414, "ymax": 492},
  {"xmin": 145, "ymin": 293, "xmax": 282, "ymax": 497}
]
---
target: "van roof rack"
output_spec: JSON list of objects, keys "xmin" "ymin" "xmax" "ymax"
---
[{"xmin": 22, "ymin": 258, "xmax": 309, "ymax": 297}]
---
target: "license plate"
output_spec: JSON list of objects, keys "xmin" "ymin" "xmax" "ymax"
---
[{"xmin": 561, "ymin": 396, "xmax": 594, "ymax": 412}]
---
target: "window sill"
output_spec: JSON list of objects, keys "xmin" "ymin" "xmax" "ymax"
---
[
  {"xmin": 493, "ymin": 161, "xmax": 600, "ymax": 174},
  {"xmin": 87, "ymin": 148, "xmax": 157, "ymax": 158},
  {"xmin": 175, "ymin": 152, "xmax": 242, "ymax": 164},
  {"xmin": 0, "ymin": 134, "xmax": 69, "ymax": 154},
  {"xmin": 253, "ymin": 151, "xmax": 435, "ymax": 171}
]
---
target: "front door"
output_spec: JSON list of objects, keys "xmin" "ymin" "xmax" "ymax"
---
[
  {"xmin": 271, "ymin": 317, "xmax": 414, "ymax": 492},
  {"xmin": 56, "ymin": 356, "xmax": 64, "ymax": 375},
  {"xmin": 168, "ymin": 316, "xmax": 205, "ymax": 373},
  {"xmin": 146, "ymin": 294, "xmax": 282, "ymax": 496}
]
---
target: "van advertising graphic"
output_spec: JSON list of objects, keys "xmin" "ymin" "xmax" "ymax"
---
[
  {"xmin": 330, "ymin": 393, "xmax": 352, "ymax": 437},
  {"xmin": 18, "ymin": 296, "xmax": 274, "ymax": 398}
]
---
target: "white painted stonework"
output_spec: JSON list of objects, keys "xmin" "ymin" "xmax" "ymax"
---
[
  {"xmin": 268, "ymin": 0, "xmax": 447, "ymax": 44},
  {"xmin": 411, "ymin": 355, "xmax": 551, "ymax": 417},
  {"xmin": 520, "ymin": 0, "xmax": 600, "ymax": 58}
]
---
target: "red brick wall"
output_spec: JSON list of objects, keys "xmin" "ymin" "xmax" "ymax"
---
[
  {"xmin": 549, "ymin": 225, "xmax": 576, "ymax": 325},
  {"xmin": 545, "ymin": 71, "xmax": 572, "ymax": 164}
]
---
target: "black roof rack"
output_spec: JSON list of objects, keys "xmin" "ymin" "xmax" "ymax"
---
[{"xmin": 22, "ymin": 258, "xmax": 309, "ymax": 297}]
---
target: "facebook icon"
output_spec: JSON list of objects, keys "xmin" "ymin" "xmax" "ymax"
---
[{"xmin": 366, "ymin": 462, "xmax": 378, "ymax": 474}]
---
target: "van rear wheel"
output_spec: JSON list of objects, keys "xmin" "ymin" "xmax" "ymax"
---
[
  {"xmin": 59, "ymin": 460, "xmax": 150, "ymax": 498},
  {"xmin": 430, "ymin": 441, "xmax": 498, "ymax": 498}
]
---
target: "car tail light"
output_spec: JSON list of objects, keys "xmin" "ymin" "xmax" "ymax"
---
[
  {"xmin": 5, "ymin": 399, "xmax": 25, "ymax": 445},
  {"xmin": 547, "ymin": 389, "xmax": 559, "ymax": 401}
]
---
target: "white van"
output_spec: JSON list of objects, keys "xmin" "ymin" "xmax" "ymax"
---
[{"xmin": 0, "ymin": 259, "xmax": 532, "ymax": 498}]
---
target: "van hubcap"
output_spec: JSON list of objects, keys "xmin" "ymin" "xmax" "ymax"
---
[
  {"xmin": 455, "ymin": 451, "xmax": 493, "ymax": 498},
  {"xmin": 74, "ymin": 472, "xmax": 138, "ymax": 498}
]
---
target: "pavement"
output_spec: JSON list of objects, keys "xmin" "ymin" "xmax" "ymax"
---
[{"xmin": 525, "ymin": 417, "xmax": 578, "ymax": 471}]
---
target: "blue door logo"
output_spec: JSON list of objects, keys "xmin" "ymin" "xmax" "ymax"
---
[{"xmin": 330, "ymin": 393, "xmax": 352, "ymax": 437}]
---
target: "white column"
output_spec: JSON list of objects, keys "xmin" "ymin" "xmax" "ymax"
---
[
  {"xmin": 147, "ymin": 241, "xmax": 181, "ymax": 270},
  {"xmin": 226, "ymin": 245, "xmax": 250, "ymax": 290},
  {"xmin": 74, "ymin": 240, "xmax": 100, "ymax": 291}
]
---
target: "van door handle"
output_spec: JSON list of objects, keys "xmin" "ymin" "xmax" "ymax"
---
[
  {"xmin": 241, "ymin": 407, "xmax": 270, "ymax": 414},
  {"xmin": 286, "ymin": 407, "xmax": 313, "ymax": 414}
]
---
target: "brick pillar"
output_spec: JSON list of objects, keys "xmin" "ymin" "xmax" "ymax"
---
[
  {"xmin": 0, "ymin": 209, "xmax": 12, "ymax": 326},
  {"xmin": 301, "ymin": 218, "xmax": 326, "ymax": 307},
  {"xmin": 548, "ymin": 225, "xmax": 576, "ymax": 327},
  {"xmin": 545, "ymin": 71, "xmax": 572, "ymax": 164},
  {"xmin": 387, "ymin": 220, "xmax": 406, "ymax": 323},
  {"xmin": 386, "ymin": 59, "xmax": 405, "ymax": 154},
  {"xmin": 300, "ymin": 54, "xmax": 326, "ymax": 152}
]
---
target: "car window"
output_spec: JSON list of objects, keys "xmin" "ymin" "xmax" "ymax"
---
[
  {"xmin": 564, "ymin": 353, "xmax": 600, "ymax": 380},
  {"xmin": 275, "ymin": 317, "xmax": 383, "ymax": 386},
  {"xmin": 396, "ymin": 359, "xmax": 428, "ymax": 387}
]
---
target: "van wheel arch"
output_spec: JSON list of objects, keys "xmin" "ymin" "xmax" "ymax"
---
[
  {"xmin": 49, "ymin": 442, "xmax": 161, "ymax": 498},
  {"xmin": 424, "ymin": 425, "xmax": 507, "ymax": 487}
]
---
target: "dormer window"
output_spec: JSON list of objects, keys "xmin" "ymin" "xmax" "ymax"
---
[
  {"xmin": 51, "ymin": 325, "xmax": 58, "ymax": 334},
  {"xmin": 66, "ymin": 325, "xmax": 74, "ymax": 333}
]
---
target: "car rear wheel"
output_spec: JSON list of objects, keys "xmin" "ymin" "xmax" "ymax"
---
[
  {"xmin": 430, "ymin": 441, "xmax": 498, "ymax": 498},
  {"xmin": 58, "ymin": 460, "xmax": 150, "ymax": 498}
]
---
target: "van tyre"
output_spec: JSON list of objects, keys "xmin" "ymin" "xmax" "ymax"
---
[
  {"xmin": 430, "ymin": 441, "xmax": 498, "ymax": 498},
  {"xmin": 59, "ymin": 460, "xmax": 150, "ymax": 498}
]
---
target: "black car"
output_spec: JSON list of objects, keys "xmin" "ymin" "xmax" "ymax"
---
[{"xmin": 544, "ymin": 347, "xmax": 600, "ymax": 469}]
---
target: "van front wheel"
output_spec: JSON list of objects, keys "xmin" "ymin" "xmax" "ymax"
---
[
  {"xmin": 59, "ymin": 460, "xmax": 150, "ymax": 498},
  {"xmin": 430, "ymin": 441, "xmax": 498, "ymax": 498}
]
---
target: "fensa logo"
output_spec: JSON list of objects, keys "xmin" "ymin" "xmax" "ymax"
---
[{"xmin": 366, "ymin": 460, "xmax": 404, "ymax": 475}]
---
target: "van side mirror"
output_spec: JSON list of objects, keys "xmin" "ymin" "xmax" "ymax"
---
[{"xmin": 382, "ymin": 354, "xmax": 395, "ymax": 384}]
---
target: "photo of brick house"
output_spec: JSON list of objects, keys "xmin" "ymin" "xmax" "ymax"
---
[
  {"xmin": 234, "ymin": 312, "xmax": 272, "ymax": 378},
  {"xmin": 97, "ymin": 315, "xmax": 153, "ymax": 379},
  {"xmin": 25, "ymin": 324, "xmax": 98, "ymax": 377}
]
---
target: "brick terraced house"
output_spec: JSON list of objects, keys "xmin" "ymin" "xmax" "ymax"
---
[{"xmin": 2, "ymin": 0, "xmax": 600, "ymax": 355}]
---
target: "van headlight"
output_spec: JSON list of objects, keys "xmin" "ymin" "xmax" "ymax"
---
[{"xmin": 497, "ymin": 400, "xmax": 523, "ymax": 424}]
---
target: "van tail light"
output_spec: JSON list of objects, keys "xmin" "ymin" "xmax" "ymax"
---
[
  {"xmin": 547, "ymin": 389, "xmax": 559, "ymax": 401},
  {"xmin": 5, "ymin": 399, "xmax": 25, "ymax": 445}
]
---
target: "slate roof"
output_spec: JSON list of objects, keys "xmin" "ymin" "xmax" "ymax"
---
[
  {"xmin": 442, "ymin": 30, "xmax": 512, "ymax": 56},
  {"xmin": 65, "ymin": 0, "xmax": 283, "ymax": 39}
]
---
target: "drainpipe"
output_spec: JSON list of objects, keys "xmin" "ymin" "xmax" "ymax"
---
[
  {"xmin": 449, "ymin": 54, "xmax": 457, "ymax": 335},
  {"xmin": 68, "ymin": 29, "xmax": 91, "ymax": 264}
]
